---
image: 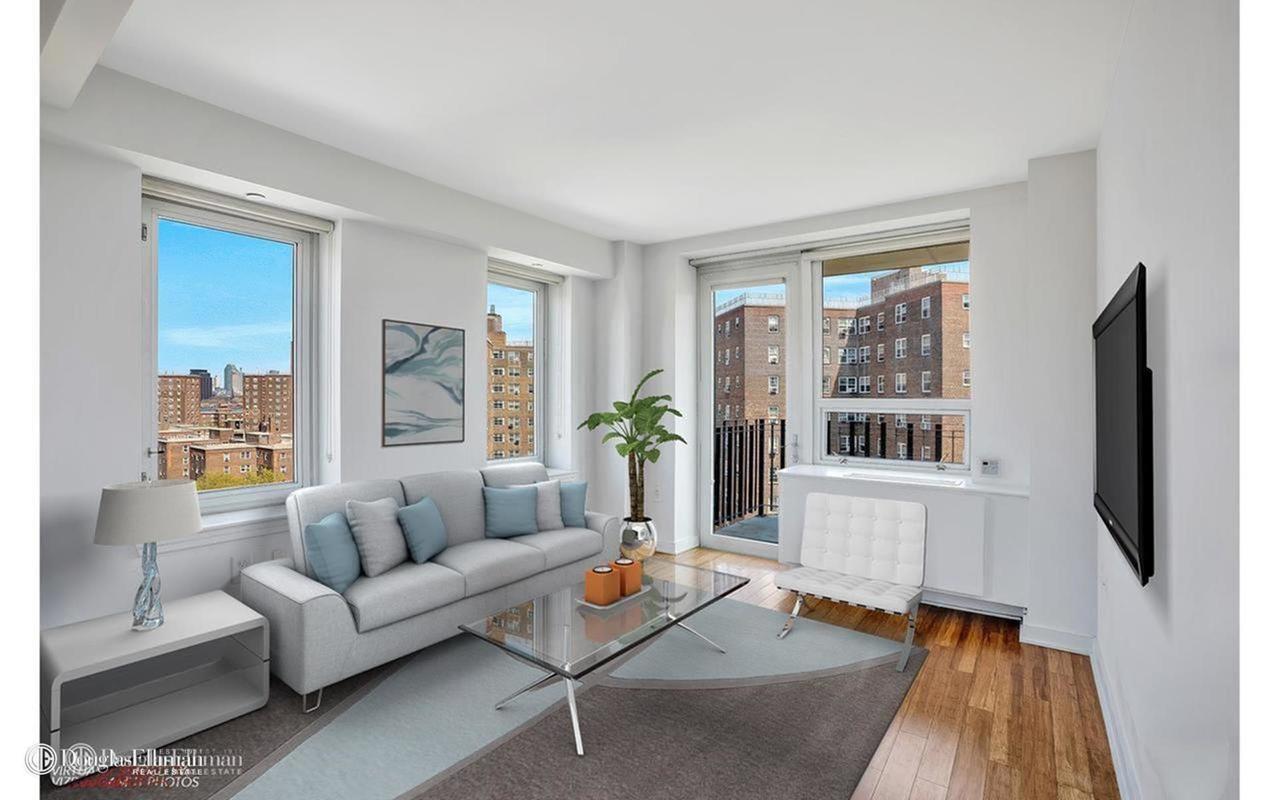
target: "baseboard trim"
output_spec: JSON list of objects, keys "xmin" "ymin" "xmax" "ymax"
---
[
  {"xmin": 1018, "ymin": 624, "xmax": 1095, "ymax": 655},
  {"xmin": 920, "ymin": 591, "xmax": 1025, "ymax": 621},
  {"xmin": 1090, "ymin": 638, "xmax": 1142, "ymax": 800}
]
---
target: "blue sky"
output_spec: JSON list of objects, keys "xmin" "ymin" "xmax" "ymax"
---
[
  {"xmin": 713, "ymin": 261, "xmax": 970, "ymax": 308},
  {"xmin": 157, "ymin": 219, "xmax": 294, "ymax": 375},
  {"xmin": 488, "ymin": 283, "xmax": 535, "ymax": 341}
]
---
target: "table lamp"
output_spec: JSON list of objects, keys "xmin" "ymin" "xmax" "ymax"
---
[{"xmin": 94, "ymin": 478, "xmax": 202, "ymax": 631}]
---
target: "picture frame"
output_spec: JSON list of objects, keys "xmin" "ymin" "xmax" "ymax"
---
[{"xmin": 381, "ymin": 319, "xmax": 466, "ymax": 446}]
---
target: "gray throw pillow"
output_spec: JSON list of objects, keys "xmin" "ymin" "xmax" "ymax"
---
[
  {"xmin": 346, "ymin": 497, "xmax": 408, "ymax": 577},
  {"xmin": 530, "ymin": 480, "xmax": 565, "ymax": 530}
]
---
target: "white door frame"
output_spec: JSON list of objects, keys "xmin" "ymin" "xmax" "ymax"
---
[{"xmin": 696, "ymin": 257, "xmax": 808, "ymax": 558}]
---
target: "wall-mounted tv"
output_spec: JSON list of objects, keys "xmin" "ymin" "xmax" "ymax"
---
[{"xmin": 1093, "ymin": 262, "xmax": 1154, "ymax": 585}]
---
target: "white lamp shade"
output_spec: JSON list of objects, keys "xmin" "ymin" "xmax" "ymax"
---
[{"xmin": 94, "ymin": 479, "xmax": 203, "ymax": 546}]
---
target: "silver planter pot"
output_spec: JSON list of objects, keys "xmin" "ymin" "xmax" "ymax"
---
[{"xmin": 619, "ymin": 517, "xmax": 658, "ymax": 561}]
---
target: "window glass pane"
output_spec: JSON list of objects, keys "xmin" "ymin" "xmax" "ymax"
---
[
  {"xmin": 821, "ymin": 411, "xmax": 966, "ymax": 465},
  {"xmin": 156, "ymin": 219, "xmax": 295, "ymax": 492},
  {"xmin": 820, "ymin": 245, "xmax": 970, "ymax": 401},
  {"xmin": 487, "ymin": 282, "xmax": 536, "ymax": 460}
]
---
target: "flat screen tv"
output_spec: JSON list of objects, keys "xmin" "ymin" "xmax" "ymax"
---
[{"xmin": 1093, "ymin": 262, "xmax": 1154, "ymax": 585}]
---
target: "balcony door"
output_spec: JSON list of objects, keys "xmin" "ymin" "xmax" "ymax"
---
[{"xmin": 697, "ymin": 260, "xmax": 803, "ymax": 557}]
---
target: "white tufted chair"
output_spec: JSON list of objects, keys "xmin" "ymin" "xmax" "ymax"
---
[{"xmin": 774, "ymin": 492, "xmax": 926, "ymax": 670}]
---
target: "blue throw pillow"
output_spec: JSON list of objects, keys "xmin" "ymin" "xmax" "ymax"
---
[
  {"xmin": 397, "ymin": 496, "xmax": 448, "ymax": 563},
  {"xmin": 483, "ymin": 485, "xmax": 539, "ymax": 538},
  {"xmin": 560, "ymin": 481, "xmax": 588, "ymax": 528},
  {"xmin": 303, "ymin": 512, "xmax": 361, "ymax": 593}
]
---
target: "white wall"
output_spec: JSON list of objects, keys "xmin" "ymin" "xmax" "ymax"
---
[
  {"xmin": 1022, "ymin": 151, "xmax": 1099, "ymax": 650},
  {"xmin": 337, "ymin": 221, "xmax": 489, "ymax": 480},
  {"xmin": 1093, "ymin": 0, "xmax": 1239, "ymax": 797},
  {"xmin": 40, "ymin": 140, "xmax": 291, "ymax": 628}
]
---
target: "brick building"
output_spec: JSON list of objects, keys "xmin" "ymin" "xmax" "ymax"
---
[
  {"xmin": 243, "ymin": 372, "xmax": 294, "ymax": 432},
  {"xmin": 486, "ymin": 306, "xmax": 535, "ymax": 460},
  {"xmin": 157, "ymin": 374, "xmax": 203, "ymax": 426}
]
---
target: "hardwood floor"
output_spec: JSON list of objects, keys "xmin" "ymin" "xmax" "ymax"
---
[{"xmin": 648, "ymin": 548, "xmax": 1120, "ymax": 800}]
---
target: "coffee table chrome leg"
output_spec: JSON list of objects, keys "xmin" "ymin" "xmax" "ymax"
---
[
  {"xmin": 564, "ymin": 677, "xmax": 584, "ymax": 756},
  {"xmin": 667, "ymin": 612, "xmax": 726, "ymax": 654},
  {"xmin": 494, "ymin": 671, "xmax": 558, "ymax": 710}
]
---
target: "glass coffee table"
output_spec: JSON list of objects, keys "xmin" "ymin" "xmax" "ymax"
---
[{"xmin": 458, "ymin": 562, "xmax": 749, "ymax": 756}]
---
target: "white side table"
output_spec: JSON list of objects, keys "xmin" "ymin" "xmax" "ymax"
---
[{"xmin": 40, "ymin": 591, "xmax": 269, "ymax": 784}]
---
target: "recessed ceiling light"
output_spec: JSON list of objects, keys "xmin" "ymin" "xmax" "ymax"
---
[{"xmin": 245, "ymin": 191, "xmax": 266, "ymax": 199}]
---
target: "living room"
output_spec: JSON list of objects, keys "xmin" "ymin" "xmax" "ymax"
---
[{"xmin": 9, "ymin": 0, "xmax": 1260, "ymax": 798}]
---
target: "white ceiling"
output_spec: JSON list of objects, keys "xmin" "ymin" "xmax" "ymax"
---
[{"xmin": 99, "ymin": 1, "xmax": 1130, "ymax": 244}]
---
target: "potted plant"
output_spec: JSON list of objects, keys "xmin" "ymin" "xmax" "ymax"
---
[{"xmin": 579, "ymin": 369, "xmax": 686, "ymax": 561}]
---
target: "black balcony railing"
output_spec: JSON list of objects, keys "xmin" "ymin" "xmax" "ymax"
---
[{"xmin": 713, "ymin": 417, "xmax": 785, "ymax": 528}]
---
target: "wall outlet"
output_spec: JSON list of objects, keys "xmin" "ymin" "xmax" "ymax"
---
[
  {"xmin": 230, "ymin": 556, "xmax": 251, "ymax": 579},
  {"xmin": 980, "ymin": 458, "xmax": 1000, "ymax": 476}
]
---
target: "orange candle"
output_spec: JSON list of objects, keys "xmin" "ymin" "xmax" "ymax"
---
[
  {"xmin": 584, "ymin": 565, "xmax": 620, "ymax": 606},
  {"xmin": 612, "ymin": 558, "xmax": 643, "ymax": 596}
]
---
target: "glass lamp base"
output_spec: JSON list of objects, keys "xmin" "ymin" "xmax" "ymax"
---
[{"xmin": 131, "ymin": 541, "xmax": 164, "ymax": 631}]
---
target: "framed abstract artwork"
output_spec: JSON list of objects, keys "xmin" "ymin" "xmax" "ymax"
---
[{"xmin": 382, "ymin": 319, "xmax": 465, "ymax": 446}]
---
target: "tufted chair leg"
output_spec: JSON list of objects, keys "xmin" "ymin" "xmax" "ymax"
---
[
  {"xmin": 777, "ymin": 595, "xmax": 804, "ymax": 639},
  {"xmin": 896, "ymin": 604, "xmax": 918, "ymax": 671}
]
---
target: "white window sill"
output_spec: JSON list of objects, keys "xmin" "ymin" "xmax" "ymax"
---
[
  {"xmin": 152, "ymin": 503, "xmax": 290, "ymax": 554},
  {"xmin": 780, "ymin": 464, "xmax": 1029, "ymax": 498}
]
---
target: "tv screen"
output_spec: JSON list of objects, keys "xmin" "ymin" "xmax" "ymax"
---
[{"xmin": 1093, "ymin": 263, "xmax": 1153, "ymax": 584}]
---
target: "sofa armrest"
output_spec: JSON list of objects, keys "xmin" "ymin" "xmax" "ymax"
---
[
  {"xmin": 240, "ymin": 560, "xmax": 357, "ymax": 695},
  {"xmin": 585, "ymin": 511, "xmax": 621, "ymax": 560}
]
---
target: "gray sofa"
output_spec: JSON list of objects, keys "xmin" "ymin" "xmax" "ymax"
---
[{"xmin": 239, "ymin": 463, "xmax": 620, "ymax": 701}]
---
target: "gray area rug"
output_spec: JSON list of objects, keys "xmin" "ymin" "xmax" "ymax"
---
[{"xmin": 42, "ymin": 599, "xmax": 924, "ymax": 800}]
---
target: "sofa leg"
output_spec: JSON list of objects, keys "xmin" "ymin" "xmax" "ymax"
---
[
  {"xmin": 897, "ymin": 606, "xmax": 918, "ymax": 672},
  {"xmin": 777, "ymin": 595, "xmax": 804, "ymax": 639},
  {"xmin": 302, "ymin": 687, "xmax": 324, "ymax": 714}
]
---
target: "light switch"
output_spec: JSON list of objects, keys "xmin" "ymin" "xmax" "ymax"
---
[{"xmin": 980, "ymin": 458, "xmax": 1000, "ymax": 476}]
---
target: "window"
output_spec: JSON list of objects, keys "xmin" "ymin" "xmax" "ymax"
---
[
  {"xmin": 837, "ymin": 318, "xmax": 853, "ymax": 337},
  {"xmin": 767, "ymin": 315, "xmax": 780, "ymax": 332},
  {"xmin": 823, "ymin": 317, "xmax": 831, "ymax": 334},
  {"xmin": 492, "ymin": 350, "xmax": 505, "ymax": 360},
  {"xmin": 488, "ymin": 272, "xmax": 547, "ymax": 461},
  {"xmin": 818, "ymin": 239, "xmax": 971, "ymax": 468},
  {"xmin": 147, "ymin": 196, "xmax": 315, "ymax": 504},
  {"xmin": 840, "ymin": 434, "xmax": 851, "ymax": 453},
  {"xmin": 962, "ymin": 370, "xmax": 972, "ymax": 387},
  {"xmin": 735, "ymin": 316, "xmax": 741, "ymax": 328},
  {"xmin": 823, "ymin": 347, "xmax": 831, "ymax": 365},
  {"xmin": 724, "ymin": 377, "xmax": 731, "ymax": 394},
  {"xmin": 768, "ymin": 405, "xmax": 780, "ymax": 418},
  {"xmin": 922, "ymin": 445, "xmax": 932, "ymax": 460},
  {"xmin": 898, "ymin": 442, "xmax": 908, "ymax": 459},
  {"xmin": 963, "ymin": 331, "xmax": 971, "ymax": 348},
  {"xmin": 767, "ymin": 345, "xmax": 780, "ymax": 364},
  {"xmin": 493, "ymin": 399, "xmax": 505, "ymax": 409},
  {"xmin": 768, "ymin": 375, "xmax": 780, "ymax": 395},
  {"xmin": 492, "ymin": 367, "xmax": 505, "ymax": 376},
  {"xmin": 839, "ymin": 347, "xmax": 855, "ymax": 365},
  {"xmin": 859, "ymin": 316, "xmax": 871, "ymax": 334},
  {"xmin": 735, "ymin": 346, "xmax": 741, "ymax": 360}
]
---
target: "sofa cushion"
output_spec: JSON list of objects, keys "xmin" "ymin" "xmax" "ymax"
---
[
  {"xmin": 509, "ymin": 527, "xmax": 603, "ymax": 570},
  {"xmin": 400, "ymin": 470, "xmax": 485, "ymax": 547},
  {"xmin": 530, "ymin": 480, "xmax": 565, "ymax": 531},
  {"xmin": 433, "ymin": 539, "xmax": 546, "ymax": 596},
  {"xmin": 559, "ymin": 481, "xmax": 588, "ymax": 528},
  {"xmin": 302, "ymin": 513, "xmax": 362, "ymax": 593},
  {"xmin": 480, "ymin": 462, "xmax": 550, "ymax": 487},
  {"xmin": 286, "ymin": 478, "xmax": 405, "ymax": 576},
  {"xmin": 483, "ymin": 485, "xmax": 539, "ymax": 538},
  {"xmin": 397, "ymin": 496, "xmax": 448, "ymax": 563},
  {"xmin": 342, "ymin": 561, "xmax": 466, "ymax": 633},
  {"xmin": 346, "ymin": 497, "xmax": 409, "ymax": 577}
]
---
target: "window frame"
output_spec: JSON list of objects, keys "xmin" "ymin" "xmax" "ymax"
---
[
  {"xmin": 809, "ymin": 228, "xmax": 971, "ymax": 470},
  {"xmin": 485, "ymin": 270, "xmax": 550, "ymax": 466},
  {"xmin": 142, "ymin": 196, "xmax": 322, "ymax": 515}
]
